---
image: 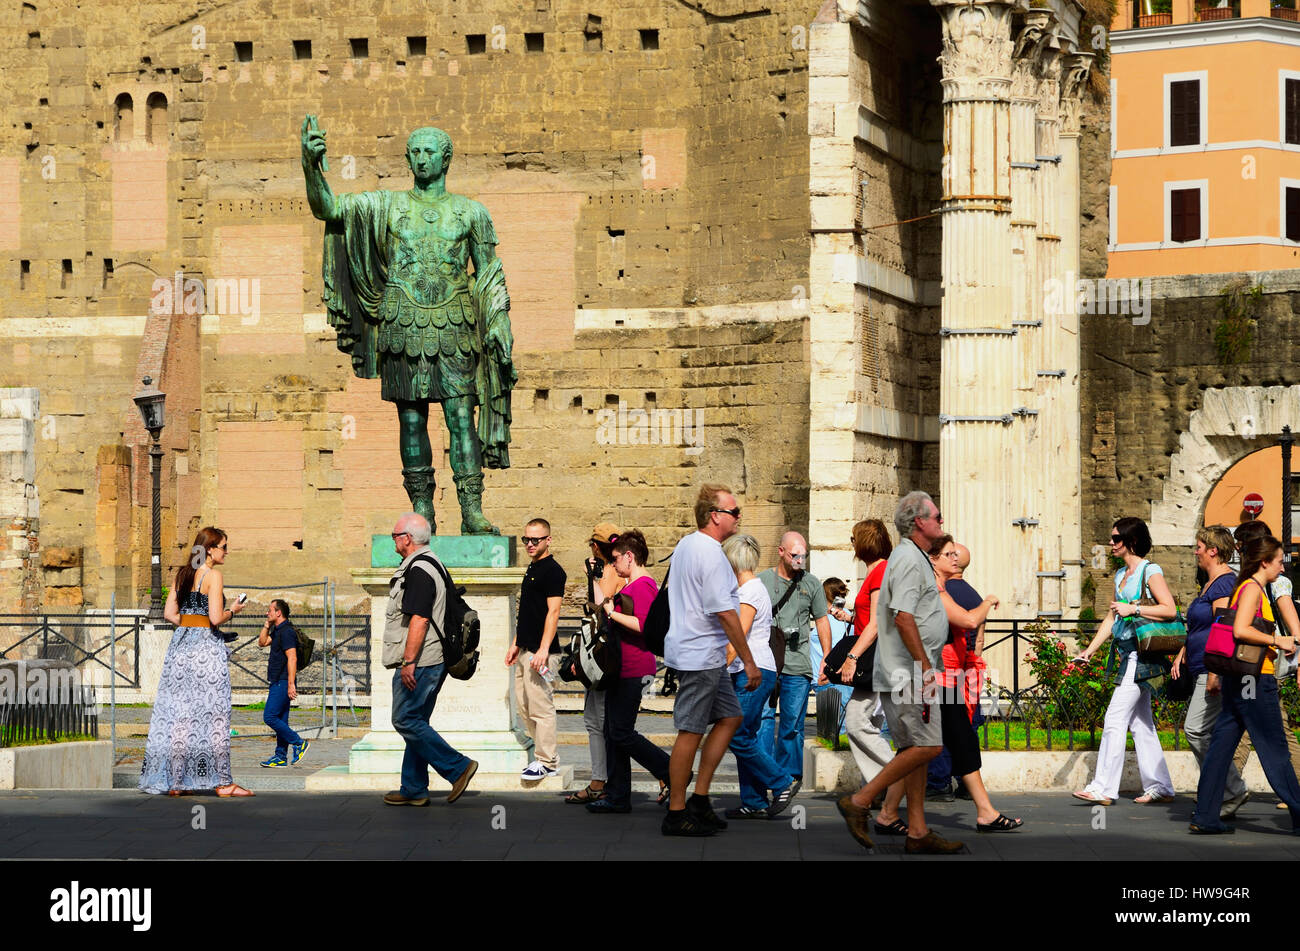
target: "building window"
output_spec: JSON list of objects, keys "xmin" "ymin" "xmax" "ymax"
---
[
  {"xmin": 293, "ymin": 39, "xmax": 312, "ymax": 60},
  {"xmin": 1170, "ymin": 187, "xmax": 1202, "ymax": 243},
  {"xmin": 525, "ymin": 32, "xmax": 544, "ymax": 52},
  {"xmin": 1170, "ymin": 79, "xmax": 1201, "ymax": 147},
  {"xmin": 1287, "ymin": 77, "xmax": 1300, "ymax": 146},
  {"xmin": 1287, "ymin": 186, "xmax": 1300, "ymax": 243}
]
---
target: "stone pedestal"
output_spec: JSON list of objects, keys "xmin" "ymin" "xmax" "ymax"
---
[{"xmin": 306, "ymin": 560, "xmax": 572, "ymax": 791}]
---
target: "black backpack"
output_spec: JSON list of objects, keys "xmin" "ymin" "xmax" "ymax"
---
[
  {"xmin": 642, "ymin": 565, "xmax": 670, "ymax": 657},
  {"xmin": 294, "ymin": 624, "xmax": 316, "ymax": 670},
  {"xmin": 413, "ymin": 554, "xmax": 481, "ymax": 681}
]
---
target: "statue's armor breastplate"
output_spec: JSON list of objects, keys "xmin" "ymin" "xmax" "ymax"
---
[{"xmin": 378, "ymin": 193, "xmax": 478, "ymax": 358}]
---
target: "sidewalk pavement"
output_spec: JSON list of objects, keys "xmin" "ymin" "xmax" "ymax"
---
[{"xmin": 3, "ymin": 789, "xmax": 1298, "ymax": 861}]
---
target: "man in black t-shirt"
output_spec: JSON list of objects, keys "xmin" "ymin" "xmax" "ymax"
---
[
  {"xmin": 506, "ymin": 517, "xmax": 567, "ymax": 780},
  {"xmin": 258, "ymin": 599, "xmax": 307, "ymax": 767}
]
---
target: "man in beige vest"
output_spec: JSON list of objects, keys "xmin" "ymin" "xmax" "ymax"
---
[{"xmin": 382, "ymin": 512, "xmax": 478, "ymax": 806}]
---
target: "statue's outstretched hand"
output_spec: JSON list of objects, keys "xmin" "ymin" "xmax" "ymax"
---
[{"xmin": 301, "ymin": 114, "xmax": 328, "ymax": 170}]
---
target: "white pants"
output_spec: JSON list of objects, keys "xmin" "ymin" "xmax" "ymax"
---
[
  {"xmin": 844, "ymin": 687, "xmax": 895, "ymax": 786},
  {"xmin": 1085, "ymin": 655, "xmax": 1174, "ymax": 799}
]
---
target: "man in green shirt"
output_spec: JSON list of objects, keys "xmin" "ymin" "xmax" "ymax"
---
[{"xmin": 758, "ymin": 531, "xmax": 832, "ymax": 790}]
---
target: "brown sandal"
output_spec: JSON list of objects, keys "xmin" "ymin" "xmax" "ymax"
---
[
  {"xmin": 564, "ymin": 784, "xmax": 605, "ymax": 804},
  {"xmin": 216, "ymin": 784, "xmax": 255, "ymax": 798}
]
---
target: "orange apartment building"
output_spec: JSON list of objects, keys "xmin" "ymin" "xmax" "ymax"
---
[{"xmin": 1108, "ymin": 0, "xmax": 1300, "ymax": 277}]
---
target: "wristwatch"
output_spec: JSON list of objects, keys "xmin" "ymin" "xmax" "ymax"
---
[
  {"xmin": 400, "ymin": 658, "xmax": 416, "ymax": 668},
  {"xmin": 847, "ymin": 652, "xmax": 859, "ymax": 661}
]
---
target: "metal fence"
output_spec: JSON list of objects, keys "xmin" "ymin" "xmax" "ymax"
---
[
  {"xmin": 0, "ymin": 613, "xmax": 141, "ymax": 688},
  {"xmin": 219, "ymin": 614, "xmax": 372, "ymax": 694},
  {"xmin": 0, "ymin": 660, "xmax": 100, "ymax": 748},
  {"xmin": 817, "ymin": 617, "xmax": 1192, "ymax": 752}
]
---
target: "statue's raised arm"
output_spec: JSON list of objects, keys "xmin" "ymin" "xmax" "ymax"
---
[{"xmin": 301, "ymin": 114, "xmax": 339, "ymax": 221}]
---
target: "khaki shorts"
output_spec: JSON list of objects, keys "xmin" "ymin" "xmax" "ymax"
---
[{"xmin": 881, "ymin": 694, "xmax": 942, "ymax": 750}]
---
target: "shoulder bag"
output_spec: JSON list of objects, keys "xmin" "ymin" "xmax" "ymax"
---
[
  {"xmin": 1131, "ymin": 563, "xmax": 1187, "ymax": 654},
  {"xmin": 1204, "ymin": 580, "xmax": 1271, "ymax": 677},
  {"xmin": 768, "ymin": 574, "xmax": 804, "ymax": 676}
]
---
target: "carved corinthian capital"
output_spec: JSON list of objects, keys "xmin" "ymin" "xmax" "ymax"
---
[
  {"xmin": 1059, "ymin": 52, "xmax": 1095, "ymax": 135},
  {"xmin": 1010, "ymin": 9, "xmax": 1054, "ymax": 101},
  {"xmin": 933, "ymin": 0, "xmax": 1027, "ymax": 102}
]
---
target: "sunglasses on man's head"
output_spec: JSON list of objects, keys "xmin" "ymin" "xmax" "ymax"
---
[{"xmin": 521, "ymin": 535, "xmax": 549, "ymax": 546}]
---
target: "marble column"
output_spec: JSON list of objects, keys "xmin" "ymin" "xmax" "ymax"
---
[
  {"xmin": 933, "ymin": 0, "xmax": 1027, "ymax": 625},
  {"xmin": 1055, "ymin": 51, "xmax": 1094, "ymax": 614}
]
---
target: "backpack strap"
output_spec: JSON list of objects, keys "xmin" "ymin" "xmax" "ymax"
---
[
  {"xmin": 772, "ymin": 571, "xmax": 804, "ymax": 617},
  {"xmin": 406, "ymin": 552, "xmax": 449, "ymax": 644}
]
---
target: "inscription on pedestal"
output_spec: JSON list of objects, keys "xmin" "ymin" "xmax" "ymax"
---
[{"xmin": 371, "ymin": 533, "xmax": 516, "ymax": 568}]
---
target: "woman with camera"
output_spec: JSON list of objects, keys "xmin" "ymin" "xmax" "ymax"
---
[
  {"xmin": 139, "ymin": 526, "xmax": 253, "ymax": 797},
  {"xmin": 1072, "ymin": 516, "xmax": 1176, "ymax": 806},
  {"xmin": 1189, "ymin": 534, "xmax": 1300, "ymax": 833},
  {"xmin": 565, "ymin": 522, "xmax": 626, "ymax": 804},
  {"xmin": 585, "ymin": 529, "xmax": 672, "ymax": 813}
]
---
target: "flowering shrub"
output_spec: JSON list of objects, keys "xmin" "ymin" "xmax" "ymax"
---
[{"xmin": 1022, "ymin": 624, "xmax": 1111, "ymax": 728}]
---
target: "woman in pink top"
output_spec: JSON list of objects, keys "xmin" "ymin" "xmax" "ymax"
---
[{"xmin": 586, "ymin": 530, "xmax": 672, "ymax": 814}]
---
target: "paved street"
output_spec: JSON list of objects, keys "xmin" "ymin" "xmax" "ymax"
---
[{"xmin": 3, "ymin": 788, "xmax": 1298, "ymax": 861}]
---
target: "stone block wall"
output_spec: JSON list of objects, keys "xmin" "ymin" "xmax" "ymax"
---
[{"xmin": 1081, "ymin": 270, "xmax": 1300, "ymax": 605}]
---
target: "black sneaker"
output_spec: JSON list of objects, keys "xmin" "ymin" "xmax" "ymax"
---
[
  {"xmin": 954, "ymin": 779, "xmax": 974, "ymax": 801},
  {"xmin": 768, "ymin": 781, "xmax": 798, "ymax": 818},
  {"xmin": 724, "ymin": 805, "xmax": 771, "ymax": 820},
  {"xmin": 687, "ymin": 794, "xmax": 728, "ymax": 831},
  {"xmin": 925, "ymin": 785, "xmax": 955, "ymax": 803},
  {"xmin": 662, "ymin": 809, "xmax": 715, "ymax": 837}
]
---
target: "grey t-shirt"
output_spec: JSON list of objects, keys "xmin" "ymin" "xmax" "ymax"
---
[
  {"xmin": 758, "ymin": 568, "xmax": 828, "ymax": 679},
  {"xmin": 873, "ymin": 538, "xmax": 947, "ymax": 694}
]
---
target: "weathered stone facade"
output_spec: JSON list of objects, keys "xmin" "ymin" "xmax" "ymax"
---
[
  {"xmin": 0, "ymin": 0, "xmax": 1111, "ymax": 615},
  {"xmin": 1081, "ymin": 270, "xmax": 1300, "ymax": 609}
]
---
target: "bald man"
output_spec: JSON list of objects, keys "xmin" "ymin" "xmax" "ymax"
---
[
  {"xmin": 926, "ymin": 541, "xmax": 986, "ymax": 800},
  {"xmin": 758, "ymin": 531, "xmax": 832, "ymax": 792}
]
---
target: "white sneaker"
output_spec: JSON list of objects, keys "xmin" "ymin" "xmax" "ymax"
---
[{"xmin": 520, "ymin": 761, "xmax": 557, "ymax": 780}]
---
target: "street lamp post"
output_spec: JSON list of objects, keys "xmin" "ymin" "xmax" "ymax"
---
[
  {"xmin": 1282, "ymin": 425, "xmax": 1294, "ymax": 568},
  {"xmin": 132, "ymin": 377, "xmax": 166, "ymax": 622}
]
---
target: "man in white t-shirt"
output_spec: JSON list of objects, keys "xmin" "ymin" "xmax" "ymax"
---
[{"xmin": 661, "ymin": 484, "xmax": 760, "ymax": 837}]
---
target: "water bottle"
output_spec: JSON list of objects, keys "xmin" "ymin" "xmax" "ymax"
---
[
  {"xmin": 540, "ymin": 665, "xmax": 555, "ymax": 683},
  {"xmin": 230, "ymin": 729, "xmax": 239, "ymax": 737}
]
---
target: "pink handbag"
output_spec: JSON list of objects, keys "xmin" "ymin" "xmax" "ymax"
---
[{"xmin": 1204, "ymin": 580, "xmax": 1270, "ymax": 676}]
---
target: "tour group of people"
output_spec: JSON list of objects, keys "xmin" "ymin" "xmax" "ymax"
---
[{"xmin": 137, "ymin": 488, "xmax": 1300, "ymax": 849}]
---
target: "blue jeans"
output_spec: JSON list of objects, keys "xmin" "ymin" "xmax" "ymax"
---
[
  {"xmin": 391, "ymin": 665, "xmax": 472, "ymax": 797},
  {"xmin": 1191, "ymin": 673, "xmax": 1300, "ymax": 830},
  {"xmin": 263, "ymin": 679, "xmax": 302, "ymax": 759},
  {"xmin": 731, "ymin": 669, "xmax": 793, "ymax": 809},
  {"xmin": 758, "ymin": 672, "xmax": 814, "ymax": 779}
]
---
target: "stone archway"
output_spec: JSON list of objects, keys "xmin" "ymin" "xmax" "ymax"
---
[{"xmin": 1149, "ymin": 385, "xmax": 1300, "ymax": 547}]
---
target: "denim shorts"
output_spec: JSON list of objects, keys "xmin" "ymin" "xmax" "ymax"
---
[{"xmin": 673, "ymin": 666, "xmax": 742, "ymax": 734}]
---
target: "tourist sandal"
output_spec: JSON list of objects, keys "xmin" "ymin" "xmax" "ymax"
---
[
  {"xmin": 564, "ymin": 784, "xmax": 605, "ymax": 804},
  {"xmin": 166, "ymin": 790, "xmax": 193, "ymax": 797},
  {"xmin": 215, "ymin": 784, "xmax": 255, "ymax": 797},
  {"xmin": 1134, "ymin": 789, "xmax": 1175, "ymax": 804},
  {"xmin": 656, "ymin": 781, "xmax": 669, "ymax": 806},
  {"xmin": 1071, "ymin": 790, "xmax": 1113, "ymax": 806},
  {"xmin": 976, "ymin": 814, "xmax": 1023, "ymax": 833},
  {"xmin": 872, "ymin": 817, "xmax": 908, "ymax": 836}
]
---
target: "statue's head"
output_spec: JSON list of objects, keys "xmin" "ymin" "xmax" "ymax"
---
[{"xmin": 406, "ymin": 127, "xmax": 452, "ymax": 183}]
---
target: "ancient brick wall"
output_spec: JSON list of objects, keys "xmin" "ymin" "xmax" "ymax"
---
[
  {"xmin": 0, "ymin": 0, "xmax": 827, "ymax": 609},
  {"xmin": 1080, "ymin": 271, "xmax": 1300, "ymax": 606}
]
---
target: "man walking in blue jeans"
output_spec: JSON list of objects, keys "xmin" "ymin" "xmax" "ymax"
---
[
  {"xmin": 383, "ymin": 512, "xmax": 478, "ymax": 806},
  {"xmin": 758, "ymin": 531, "xmax": 832, "ymax": 793},
  {"xmin": 258, "ymin": 599, "xmax": 309, "ymax": 768}
]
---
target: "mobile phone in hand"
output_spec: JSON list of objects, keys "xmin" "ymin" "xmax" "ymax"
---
[{"xmin": 236, "ymin": 593, "xmax": 248, "ymax": 604}]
